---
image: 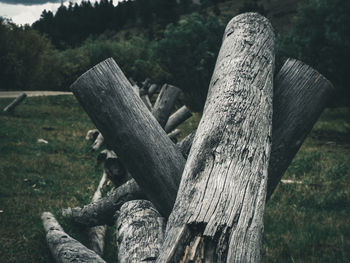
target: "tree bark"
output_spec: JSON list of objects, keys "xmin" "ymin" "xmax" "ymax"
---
[
  {"xmin": 71, "ymin": 58, "xmax": 186, "ymax": 217},
  {"xmin": 3, "ymin": 93, "xmax": 27, "ymax": 112},
  {"xmin": 116, "ymin": 200, "xmax": 165, "ymax": 263},
  {"xmin": 167, "ymin": 128, "xmax": 181, "ymax": 141},
  {"xmin": 266, "ymin": 58, "xmax": 334, "ymax": 200},
  {"xmin": 164, "ymin": 106, "xmax": 192, "ymax": 133},
  {"xmin": 41, "ymin": 212, "xmax": 106, "ymax": 263},
  {"xmin": 62, "ymin": 179, "xmax": 145, "ymax": 226},
  {"xmin": 157, "ymin": 13, "xmax": 274, "ymax": 262},
  {"xmin": 151, "ymin": 84, "xmax": 181, "ymax": 127},
  {"xmin": 176, "ymin": 130, "xmax": 196, "ymax": 159},
  {"xmin": 88, "ymin": 172, "xmax": 108, "ymax": 256}
]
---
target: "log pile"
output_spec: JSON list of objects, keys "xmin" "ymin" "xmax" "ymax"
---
[{"xmin": 41, "ymin": 12, "xmax": 334, "ymax": 262}]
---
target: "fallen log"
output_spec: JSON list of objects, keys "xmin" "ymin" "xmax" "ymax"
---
[
  {"xmin": 266, "ymin": 58, "xmax": 334, "ymax": 200},
  {"xmin": 139, "ymin": 87, "xmax": 153, "ymax": 111},
  {"xmin": 116, "ymin": 200, "xmax": 165, "ymax": 263},
  {"xmin": 151, "ymin": 84, "xmax": 181, "ymax": 127},
  {"xmin": 167, "ymin": 128, "xmax": 181, "ymax": 141},
  {"xmin": 158, "ymin": 12, "xmax": 274, "ymax": 262},
  {"xmin": 86, "ymin": 129, "xmax": 99, "ymax": 140},
  {"xmin": 71, "ymin": 58, "xmax": 186, "ymax": 217},
  {"xmin": 88, "ymin": 172, "xmax": 108, "ymax": 255},
  {"xmin": 62, "ymin": 179, "xmax": 146, "ymax": 226},
  {"xmin": 3, "ymin": 93, "xmax": 27, "ymax": 112},
  {"xmin": 164, "ymin": 105, "xmax": 192, "ymax": 133},
  {"xmin": 41, "ymin": 212, "xmax": 106, "ymax": 263}
]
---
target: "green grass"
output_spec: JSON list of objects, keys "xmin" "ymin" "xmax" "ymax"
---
[{"xmin": 0, "ymin": 96, "xmax": 349, "ymax": 262}]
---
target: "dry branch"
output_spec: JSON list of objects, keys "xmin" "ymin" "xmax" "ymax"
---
[{"xmin": 62, "ymin": 179, "xmax": 145, "ymax": 226}]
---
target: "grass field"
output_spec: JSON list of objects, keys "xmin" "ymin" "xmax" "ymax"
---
[{"xmin": 0, "ymin": 95, "xmax": 349, "ymax": 262}]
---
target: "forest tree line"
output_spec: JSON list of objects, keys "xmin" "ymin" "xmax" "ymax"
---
[{"xmin": 0, "ymin": 0, "xmax": 349, "ymax": 110}]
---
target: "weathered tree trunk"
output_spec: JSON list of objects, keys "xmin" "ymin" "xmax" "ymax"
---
[
  {"xmin": 88, "ymin": 172, "xmax": 108, "ymax": 255},
  {"xmin": 41, "ymin": 212, "xmax": 106, "ymax": 263},
  {"xmin": 3, "ymin": 93, "xmax": 27, "ymax": 112},
  {"xmin": 164, "ymin": 106, "xmax": 192, "ymax": 133},
  {"xmin": 116, "ymin": 200, "xmax": 165, "ymax": 263},
  {"xmin": 62, "ymin": 179, "xmax": 145, "ymax": 226},
  {"xmin": 104, "ymin": 154, "xmax": 132, "ymax": 188},
  {"xmin": 157, "ymin": 13, "xmax": 274, "ymax": 262},
  {"xmin": 71, "ymin": 58, "xmax": 186, "ymax": 217},
  {"xmin": 148, "ymin": 84, "xmax": 159, "ymax": 97},
  {"xmin": 151, "ymin": 84, "xmax": 181, "ymax": 127},
  {"xmin": 91, "ymin": 133, "xmax": 104, "ymax": 151},
  {"xmin": 266, "ymin": 58, "xmax": 334, "ymax": 200}
]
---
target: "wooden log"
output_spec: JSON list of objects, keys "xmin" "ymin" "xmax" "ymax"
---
[
  {"xmin": 164, "ymin": 105, "xmax": 192, "ymax": 133},
  {"xmin": 149, "ymin": 83, "xmax": 158, "ymax": 98},
  {"xmin": 62, "ymin": 179, "xmax": 145, "ymax": 226},
  {"xmin": 266, "ymin": 58, "xmax": 334, "ymax": 200},
  {"xmin": 140, "ymin": 87, "xmax": 153, "ymax": 111},
  {"xmin": 3, "ymin": 93, "xmax": 26, "ymax": 112},
  {"xmin": 157, "ymin": 13, "xmax": 274, "ymax": 262},
  {"xmin": 167, "ymin": 128, "xmax": 181, "ymax": 140},
  {"xmin": 91, "ymin": 133, "xmax": 104, "ymax": 151},
  {"xmin": 71, "ymin": 58, "xmax": 186, "ymax": 217},
  {"xmin": 88, "ymin": 172, "xmax": 108, "ymax": 256},
  {"xmin": 176, "ymin": 130, "xmax": 196, "ymax": 159},
  {"xmin": 116, "ymin": 200, "xmax": 165, "ymax": 263},
  {"xmin": 151, "ymin": 84, "xmax": 181, "ymax": 127},
  {"xmin": 148, "ymin": 84, "xmax": 159, "ymax": 97},
  {"xmin": 129, "ymin": 77, "xmax": 140, "ymax": 95},
  {"xmin": 41, "ymin": 212, "xmax": 106, "ymax": 263}
]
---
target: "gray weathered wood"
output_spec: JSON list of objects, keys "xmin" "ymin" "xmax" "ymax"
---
[
  {"xmin": 62, "ymin": 179, "xmax": 145, "ymax": 226},
  {"xmin": 266, "ymin": 58, "xmax": 334, "ymax": 200},
  {"xmin": 70, "ymin": 58, "xmax": 186, "ymax": 217},
  {"xmin": 164, "ymin": 106, "xmax": 192, "ymax": 133},
  {"xmin": 86, "ymin": 129, "xmax": 99, "ymax": 140},
  {"xmin": 41, "ymin": 212, "xmax": 106, "ymax": 263},
  {"xmin": 140, "ymin": 87, "xmax": 153, "ymax": 111},
  {"xmin": 91, "ymin": 133, "xmax": 104, "ymax": 151},
  {"xmin": 116, "ymin": 200, "xmax": 165, "ymax": 263},
  {"xmin": 151, "ymin": 84, "xmax": 181, "ymax": 127},
  {"xmin": 104, "ymin": 153, "xmax": 132, "ymax": 188},
  {"xmin": 167, "ymin": 128, "xmax": 181, "ymax": 140},
  {"xmin": 148, "ymin": 84, "xmax": 159, "ymax": 97},
  {"xmin": 3, "ymin": 93, "xmax": 27, "ymax": 112},
  {"xmin": 157, "ymin": 13, "xmax": 274, "ymax": 262},
  {"xmin": 88, "ymin": 172, "xmax": 108, "ymax": 255},
  {"xmin": 176, "ymin": 130, "xmax": 196, "ymax": 159}
]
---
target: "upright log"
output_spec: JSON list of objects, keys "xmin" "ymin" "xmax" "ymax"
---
[
  {"xmin": 71, "ymin": 58, "xmax": 186, "ymax": 217},
  {"xmin": 62, "ymin": 179, "xmax": 145, "ymax": 226},
  {"xmin": 151, "ymin": 84, "xmax": 181, "ymax": 127},
  {"xmin": 266, "ymin": 58, "xmax": 334, "ymax": 200},
  {"xmin": 164, "ymin": 105, "xmax": 192, "ymax": 133},
  {"xmin": 116, "ymin": 200, "xmax": 165, "ymax": 263},
  {"xmin": 41, "ymin": 212, "xmax": 106, "ymax": 263},
  {"xmin": 158, "ymin": 12, "xmax": 274, "ymax": 262},
  {"xmin": 3, "ymin": 93, "xmax": 27, "ymax": 112}
]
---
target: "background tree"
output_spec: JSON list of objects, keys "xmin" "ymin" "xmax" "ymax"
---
[{"xmin": 277, "ymin": 0, "xmax": 350, "ymax": 106}]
